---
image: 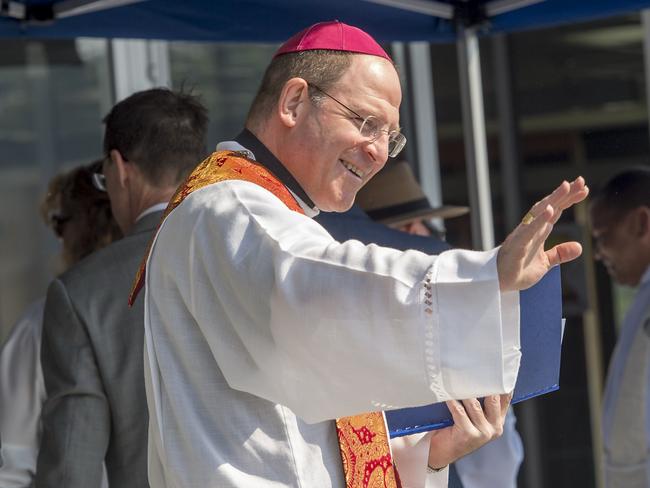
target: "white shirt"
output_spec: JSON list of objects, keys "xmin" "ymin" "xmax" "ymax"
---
[
  {"xmin": 137, "ymin": 202, "xmax": 168, "ymax": 222},
  {"xmin": 0, "ymin": 299, "xmax": 45, "ymax": 487},
  {"xmin": 143, "ymin": 178, "xmax": 521, "ymax": 488},
  {"xmin": 601, "ymin": 265, "xmax": 650, "ymax": 485}
]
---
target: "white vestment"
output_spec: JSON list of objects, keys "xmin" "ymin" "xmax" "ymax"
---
[{"xmin": 143, "ymin": 175, "xmax": 521, "ymax": 487}]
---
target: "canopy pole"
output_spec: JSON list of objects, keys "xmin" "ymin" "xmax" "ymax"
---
[
  {"xmin": 643, "ymin": 9, "xmax": 650, "ymax": 144},
  {"xmin": 457, "ymin": 25, "xmax": 494, "ymax": 251}
]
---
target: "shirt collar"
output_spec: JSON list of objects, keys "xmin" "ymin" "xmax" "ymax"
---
[
  {"xmin": 136, "ymin": 202, "xmax": 168, "ymax": 222},
  {"xmin": 216, "ymin": 129, "xmax": 319, "ymax": 218}
]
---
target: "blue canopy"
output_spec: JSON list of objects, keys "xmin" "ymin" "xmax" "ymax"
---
[{"xmin": 2, "ymin": 0, "xmax": 650, "ymax": 42}]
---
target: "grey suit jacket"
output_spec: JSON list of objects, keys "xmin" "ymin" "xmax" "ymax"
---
[{"xmin": 36, "ymin": 211, "xmax": 162, "ymax": 488}]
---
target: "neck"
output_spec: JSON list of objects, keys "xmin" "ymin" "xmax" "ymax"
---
[
  {"xmin": 248, "ymin": 124, "xmax": 288, "ymax": 167},
  {"xmin": 240, "ymin": 126, "xmax": 316, "ymax": 211},
  {"xmin": 123, "ymin": 184, "xmax": 176, "ymax": 233}
]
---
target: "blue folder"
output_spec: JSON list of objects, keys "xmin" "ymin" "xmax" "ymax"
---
[{"xmin": 386, "ymin": 266, "xmax": 562, "ymax": 438}]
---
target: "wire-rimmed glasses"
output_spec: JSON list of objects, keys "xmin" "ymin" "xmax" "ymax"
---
[{"xmin": 308, "ymin": 82, "xmax": 406, "ymax": 158}]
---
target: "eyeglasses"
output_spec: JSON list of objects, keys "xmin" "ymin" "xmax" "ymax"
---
[
  {"xmin": 307, "ymin": 82, "xmax": 406, "ymax": 158},
  {"xmin": 50, "ymin": 214, "xmax": 71, "ymax": 238},
  {"xmin": 92, "ymin": 159, "xmax": 107, "ymax": 192}
]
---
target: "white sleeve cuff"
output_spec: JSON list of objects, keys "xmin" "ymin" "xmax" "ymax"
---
[{"xmin": 426, "ymin": 248, "xmax": 521, "ymax": 400}]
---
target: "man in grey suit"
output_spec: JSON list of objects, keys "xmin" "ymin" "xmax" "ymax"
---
[{"xmin": 36, "ymin": 88, "xmax": 208, "ymax": 488}]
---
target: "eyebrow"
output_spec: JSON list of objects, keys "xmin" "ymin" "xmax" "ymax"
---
[
  {"xmin": 311, "ymin": 83, "xmax": 401, "ymax": 132},
  {"xmin": 350, "ymin": 100, "xmax": 401, "ymax": 131}
]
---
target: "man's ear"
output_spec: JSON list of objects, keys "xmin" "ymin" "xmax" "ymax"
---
[
  {"xmin": 277, "ymin": 78, "xmax": 309, "ymax": 128},
  {"xmin": 110, "ymin": 149, "xmax": 131, "ymax": 189},
  {"xmin": 636, "ymin": 206, "xmax": 650, "ymax": 241}
]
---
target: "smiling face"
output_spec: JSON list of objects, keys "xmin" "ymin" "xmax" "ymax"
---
[{"xmin": 283, "ymin": 55, "xmax": 402, "ymax": 212}]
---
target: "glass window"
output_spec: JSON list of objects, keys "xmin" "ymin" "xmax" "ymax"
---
[
  {"xmin": 0, "ymin": 38, "xmax": 112, "ymax": 343},
  {"xmin": 169, "ymin": 43, "xmax": 278, "ymax": 149}
]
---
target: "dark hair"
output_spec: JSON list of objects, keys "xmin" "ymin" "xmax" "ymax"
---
[
  {"xmin": 41, "ymin": 160, "xmax": 123, "ymax": 267},
  {"xmin": 591, "ymin": 166, "xmax": 650, "ymax": 217},
  {"xmin": 246, "ymin": 50, "xmax": 353, "ymax": 130},
  {"xmin": 103, "ymin": 88, "xmax": 208, "ymax": 186}
]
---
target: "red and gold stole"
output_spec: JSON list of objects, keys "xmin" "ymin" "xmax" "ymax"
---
[{"xmin": 130, "ymin": 150, "xmax": 401, "ymax": 488}]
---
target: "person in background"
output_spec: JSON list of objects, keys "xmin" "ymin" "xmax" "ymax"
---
[
  {"xmin": 0, "ymin": 161, "xmax": 121, "ymax": 487},
  {"xmin": 353, "ymin": 159, "xmax": 469, "ymax": 237},
  {"xmin": 318, "ymin": 160, "xmax": 523, "ymax": 488},
  {"xmin": 137, "ymin": 20, "xmax": 588, "ymax": 488},
  {"xmin": 590, "ymin": 167, "xmax": 650, "ymax": 488},
  {"xmin": 36, "ymin": 88, "xmax": 208, "ymax": 488}
]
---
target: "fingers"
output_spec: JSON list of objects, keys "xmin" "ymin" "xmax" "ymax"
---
[
  {"xmin": 482, "ymin": 395, "xmax": 501, "ymax": 425},
  {"xmin": 446, "ymin": 399, "xmax": 475, "ymax": 432},
  {"xmin": 500, "ymin": 392, "xmax": 513, "ymax": 413},
  {"xmin": 452, "ymin": 397, "xmax": 505, "ymax": 441},
  {"xmin": 527, "ymin": 177, "xmax": 589, "ymax": 226},
  {"xmin": 550, "ymin": 177, "xmax": 587, "ymax": 213},
  {"xmin": 524, "ymin": 220, "xmax": 554, "ymax": 267},
  {"xmin": 530, "ymin": 180, "xmax": 570, "ymax": 217},
  {"xmin": 461, "ymin": 398, "xmax": 492, "ymax": 434},
  {"xmin": 438, "ymin": 397, "xmax": 508, "ymax": 463},
  {"xmin": 548, "ymin": 179, "xmax": 589, "ymax": 226},
  {"xmin": 499, "ymin": 176, "xmax": 588, "ymax": 292},
  {"xmin": 518, "ymin": 177, "xmax": 587, "ymax": 264},
  {"xmin": 519, "ymin": 205, "xmax": 554, "ymax": 235},
  {"xmin": 508, "ymin": 205, "xmax": 554, "ymax": 258},
  {"xmin": 546, "ymin": 241, "xmax": 583, "ymax": 267},
  {"xmin": 485, "ymin": 393, "xmax": 512, "ymax": 424},
  {"xmin": 472, "ymin": 396, "xmax": 506, "ymax": 438}
]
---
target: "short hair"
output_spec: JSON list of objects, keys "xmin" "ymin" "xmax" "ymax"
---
[
  {"xmin": 41, "ymin": 160, "xmax": 122, "ymax": 266},
  {"xmin": 591, "ymin": 166, "xmax": 650, "ymax": 217},
  {"xmin": 246, "ymin": 50, "xmax": 353, "ymax": 129},
  {"xmin": 103, "ymin": 88, "xmax": 208, "ymax": 186}
]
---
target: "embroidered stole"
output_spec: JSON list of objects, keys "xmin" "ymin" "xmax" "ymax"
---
[{"xmin": 129, "ymin": 151, "xmax": 401, "ymax": 488}]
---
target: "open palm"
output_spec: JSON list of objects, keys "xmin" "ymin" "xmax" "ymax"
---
[{"xmin": 498, "ymin": 177, "xmax": 589, "ymax": 292}]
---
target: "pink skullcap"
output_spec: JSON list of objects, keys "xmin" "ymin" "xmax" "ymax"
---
[{"xmin": 274, "ymin": 20, "xmax": 391, "ymax": 61}]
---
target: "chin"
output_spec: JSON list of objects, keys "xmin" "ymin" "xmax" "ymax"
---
[
  {"xmin": 328, "ymin": 199, "xmax": 355, "ymax": 213},
  {"xmin": 317, "ymin": 194, "xmax": 355, "ymax": 213}
]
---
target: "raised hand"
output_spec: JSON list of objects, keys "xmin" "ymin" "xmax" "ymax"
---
[
  {"xmin": 427, "ymin": 393, "xmax": 512, "ymax": 469},
  {"xmin": 497, "ymin": 177, "xmax": 589, "ymax": 292}
]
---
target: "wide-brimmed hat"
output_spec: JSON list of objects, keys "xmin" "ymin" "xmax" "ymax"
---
[{"xmin": 356, "ymin": 161, "xmax": 469, "ymax": 226}]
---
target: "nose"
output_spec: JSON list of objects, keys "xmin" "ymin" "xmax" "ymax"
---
[{"xmin": 363, "ymin": 135, "xmax": 389, "ymax": 165}]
